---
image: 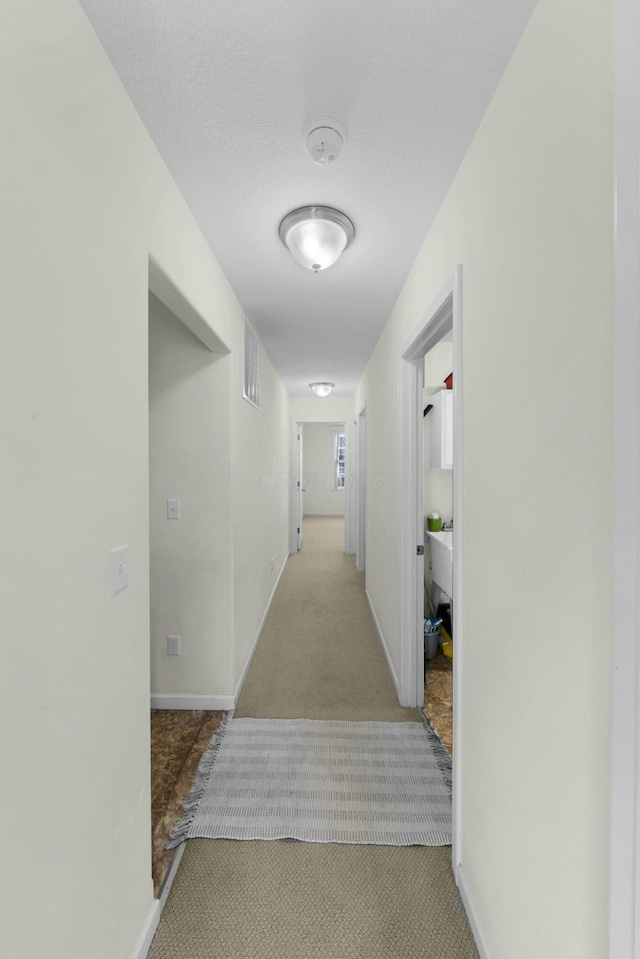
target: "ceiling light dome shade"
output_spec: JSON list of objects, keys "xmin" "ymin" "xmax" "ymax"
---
[
  {"xmin": 279, "ymin": 207, "xmax": 355, "ymax": 273},
  {"xmin": 309, "ymin": 382, "xmax": 335, "ymax": 397}
]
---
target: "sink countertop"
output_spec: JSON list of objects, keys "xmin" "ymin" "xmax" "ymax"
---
[{"xmin": 425, "ymin": 530, "xmax": 453, "ymax": 550}]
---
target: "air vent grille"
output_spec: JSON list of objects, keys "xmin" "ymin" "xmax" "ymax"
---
[{"xmin": 243, "ymin": 316, "xmax": 260, "ymax": 409}]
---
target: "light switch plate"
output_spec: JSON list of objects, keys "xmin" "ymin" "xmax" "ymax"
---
[
  {"xmin": 110, "ymin": 545, "xmax": 128, "ymax": 596},
  {"xmin": 167, "ymin": 498, "xmax": 181, "ymax": 519}
]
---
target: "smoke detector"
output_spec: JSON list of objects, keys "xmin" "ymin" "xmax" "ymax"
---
[{"xmin": 304, "ymin": 117, "xmax": 347, "ymax": 166}]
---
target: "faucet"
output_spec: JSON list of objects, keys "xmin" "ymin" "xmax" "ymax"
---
[{"xmin": 442, "ymin": 518, "xmax": 454, "ymax": 530}]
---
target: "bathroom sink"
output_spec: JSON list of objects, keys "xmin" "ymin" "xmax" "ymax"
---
[
  {"xmin": 425, "ymin": 530, "xmax": 452, "ymax": 550},
  {"xmin": 425, "ymin": 529, "xmax": 453, "ymax": 599}
]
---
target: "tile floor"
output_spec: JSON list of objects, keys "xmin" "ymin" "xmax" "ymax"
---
[{"xmin": 150, "ymin": 709, "xmax": 224, "ymax": 894}]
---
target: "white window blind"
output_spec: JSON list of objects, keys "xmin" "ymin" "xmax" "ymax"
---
[{"xmin": 243, "ymin": 316, "xmax": 261, "ymax": 409}]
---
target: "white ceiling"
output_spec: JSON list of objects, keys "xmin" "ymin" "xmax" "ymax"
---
[{"xmin": 80, "ymin": 0, "xmax": 537, "ymax": 396}]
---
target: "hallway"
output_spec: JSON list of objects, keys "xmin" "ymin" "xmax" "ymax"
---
[
  {"xmin": 4, "ymin": 4, "xmax": 619, "ymax": 956},
  {"xmin": 236, "ymin": 517, "xmax": 417, "ymax": 722},
  {"xmin": 147, "ymin": 518, "xmax": 478, "ymax": 958}
]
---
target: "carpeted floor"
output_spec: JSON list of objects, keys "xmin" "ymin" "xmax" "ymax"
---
[
  {"xmin": 148, "ymin": 516, "xmax": 478, "ymax": 959},
  {"xmin": 150, "ymin": 840, "xmax": 478, "ymax": 959},
  {"xmin": 235, "ymin": 517, "xmax": 418, "ymax": 722}
]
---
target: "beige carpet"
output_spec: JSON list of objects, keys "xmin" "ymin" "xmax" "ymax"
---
[
  {"xmin": 149, "ymin": 840, "xmax": 479, "ymax": 959},
  {"xmin": 148, "ymin": 517, "xmax": 478, "ymax": 959},
  {"xmin": 236, "ymin": 517, "xmax": 419, "ymax": 722}
]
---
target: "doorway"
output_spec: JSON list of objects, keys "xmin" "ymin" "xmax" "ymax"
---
[
  {"xmin": 294, "ymin": 424, "xmax": 304, "ymax": 551},
  {"xmin": 147, "ymin": 278, "xmax": 229, "ymax": 896},
  {"xmin": 356, "ymin": 404, "xmax": 367, "ymax": 573},
  {"xmin": 291, "ymin": 420, "xmax": 350, "ymax": 554},
  {"xmin": 422, "ymin": 338, "xmax": 454, "ymax": 756},
  {"xmin": 397, "ymin": 266, "xmax": 463, "ymax": 866}
]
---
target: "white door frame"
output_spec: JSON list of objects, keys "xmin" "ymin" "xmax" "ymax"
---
[
  {"xmin": 347, "ymin": 416, "xmax": 357, "ymax": 555},
  {"xmin": 610, "ymin": 1, "xmax": 640, "ymax": 955},
  {"xmin": 398, "ymin": 265, "xmax": 463, "ymax": 868},
  {"xmin": 356, "ymin": 403, "xmax": 367, "ymax": 573},
  {"xmin": 290, "ymin": 422, "xmax": 303, "ymax": 553}
]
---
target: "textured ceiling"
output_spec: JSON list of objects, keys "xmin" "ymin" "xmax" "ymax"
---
[{"xmin": 80, "ymin": 0, "xmax": 537, "ymax": 395}]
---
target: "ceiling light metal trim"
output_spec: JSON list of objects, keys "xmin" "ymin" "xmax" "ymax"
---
[
  {"xmin": 309, "ymin": 382, "xmax": 335, "ymax": 397},
  {"xmin": 279, "ymin": 206, "xmax": 355, "ymax": 247},
  {"xmin": 279, "ymin": 206, "xmax": 355, "ymax": 272}
]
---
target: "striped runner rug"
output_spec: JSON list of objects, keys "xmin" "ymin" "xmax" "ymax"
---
[{"xmin": 167, "ymin": 716, "xmax": 452, "ymax": 847}]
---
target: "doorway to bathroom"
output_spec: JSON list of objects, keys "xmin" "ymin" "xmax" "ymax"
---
[
  {"xmin": 422, "ymin": 337, "xmax": 454, "ymax": 756},
  {"xmin": 397, "ymin": 266, "xmax": 463, "ymax": 868}
]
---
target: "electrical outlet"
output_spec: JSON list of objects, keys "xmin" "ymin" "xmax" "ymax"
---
[{"xmin": 167, "ymin": 635, "xmax": 181, "ymax": 656}]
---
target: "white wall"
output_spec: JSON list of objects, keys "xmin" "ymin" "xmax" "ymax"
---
[
  {"xmin": 149, "ymin": 294, "xmax": 234, "ymax": 698},
  {"xmin": 232, "ymin": 338, "xmax": 291, "ymax": 687},
  {"xmin": 290, "ymin": 394, "xmax": 355, "ymax": 423},
  {"xmin": 302, "ymin": 422, "xmax": 346, "ymax": 516},
  {"xmin": 0, "ymin": 3, "xmax": 289, "ymax": 957},
  {"xmin": 355, "ymin": 1, "xmax": 613, "ymax": 957}
]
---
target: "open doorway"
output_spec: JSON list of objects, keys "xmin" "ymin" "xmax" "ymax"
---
[
  {"xmin": 355, "ymin": 404, "xmax": 367, "ymax": 573},
  {"xmin": 147, "ymin": 287, "xmax": 228, "ymax": 896},
  {"xmin": 398, "ymin": 266, "xmax": 463, "ymax": 867},
  {"xmin": 291, "ymin": 420, "xmax": 350, "ymax": 554},
  {"xmin": 422, "ymin": 339, "xmax": 454, "ymax": 756}
]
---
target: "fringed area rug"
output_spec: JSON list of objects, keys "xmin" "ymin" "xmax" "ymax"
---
[{"xmin": 167, "ymin": 716, "xmax": 452, "ymax": 848}]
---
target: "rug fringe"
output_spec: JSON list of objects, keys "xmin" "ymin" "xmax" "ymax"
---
[
  {"xmin": 420, "ymin": 711, "xmax": 453, "ymax": 796},
  {"xmin": 165, "ymin": 710, "xmax": 234, "ymax": 850}
]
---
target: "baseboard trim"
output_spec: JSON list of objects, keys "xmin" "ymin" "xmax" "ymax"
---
[
  {"xmin": 157, "ymin": 842, "xmax": 185, "ymax": 910},
  {"xmin": 234, "ymin": 550, "xmax": 289, "ymax": 702},
  {"xmin": 130, "ymin": 899, "xmax": 161, "ymax": 959},
  {"xmin": 302, "ymin": 512, "xmax": 344, "ymax": 516},
  {"xmin": 150, "ymin": 694, "xmax": 235, "ymax": 710},
  {"xmin": 456, "ymin": 865, "xmax": 491, "ymax": 959},
  {"xmin": 365, "ymin": 588, "xmax": 400, "ymax": 699},
  {"xmin": 130, "ymin": 844, "xmax": 186, "ymax": 959}
]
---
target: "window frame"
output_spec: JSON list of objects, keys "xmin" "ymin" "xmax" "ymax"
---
[{"xmin": 331, "ymin": 428, "xmax": 346, "ymax": 491}]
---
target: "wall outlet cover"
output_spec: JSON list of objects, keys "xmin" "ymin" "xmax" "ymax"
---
[
  {"xmin": 167, "ymin": 635, "xmax": 181, "ymax": 656},
  {"xmin": 109, "ymin": 545, "xmax": 128, "ymax": 596}
]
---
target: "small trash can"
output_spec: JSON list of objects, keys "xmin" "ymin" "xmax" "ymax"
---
[
  {"xmin": 424, "ymin": 628, "xmax": 440, "ymax": 661},
  {"xmin": 424, "ymin": 620, "xmax": 441, "ymax": 674}
]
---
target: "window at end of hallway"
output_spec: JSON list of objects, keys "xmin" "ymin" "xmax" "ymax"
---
[{"xmin": 332, "ymin": 430, "xmax": 345, "ymax": 490}]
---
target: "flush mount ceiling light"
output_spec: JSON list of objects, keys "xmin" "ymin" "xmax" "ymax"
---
[
  {"xmin": 279, "ymin": 206, "xmax": 355, "ymax": 273},
  {"xmin": 309, "ymin": 382, "xmax": 335, "ymax": 398}
]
